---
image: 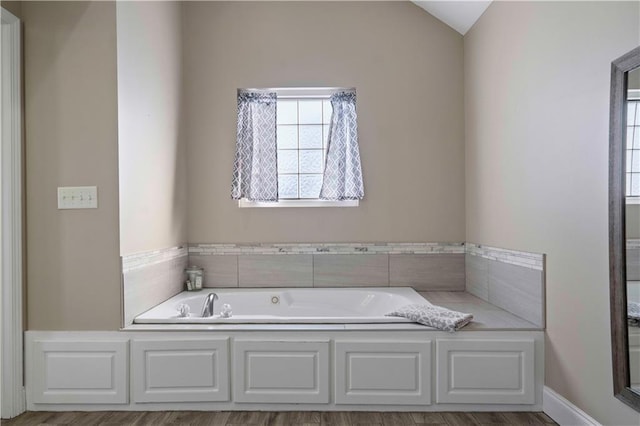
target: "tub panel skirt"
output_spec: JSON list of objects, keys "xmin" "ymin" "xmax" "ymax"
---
[
  {"xmin": 131, "ymin": 338, "xmax": 230, "ymax": 403},
  {"xmin": 334, "ymin": 340, "xmax": 432, "ymax": 405},
  {"xmin": 436, "ymin": 339, "xmax": 535, "ymax": 404},
  {"xmin": 31, "ymin": 339, "xmax": 129, "ymax": 404},
  {"xmin": 233, "ymin": 340, "xmax": 330, "ymax": 404}
]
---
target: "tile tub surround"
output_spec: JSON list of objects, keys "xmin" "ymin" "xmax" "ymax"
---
[
  {"xmin": 122, "ymin": 246, "xmax": 188, "ymax": 326},
  {"xmin": 391, "ymin": 254, "xmax": 465, "ymax": 291},
  {"xmin": 187, "ymin": 243, "xmax": 466, "ymax": 289},
  {"xmin": 420, "ymin": 291, "xmax": 539, "ymax": 330},
  {"xmin": 465, "ymin": 243, "xmax": 544, "ymax": 271},
  {"xmin": 465, "ymin": 243, "xmax": 545, "ymax": 328},
  {"xmin": 189, "ymin": 242, "xmax": 466, "ymax": 255}
]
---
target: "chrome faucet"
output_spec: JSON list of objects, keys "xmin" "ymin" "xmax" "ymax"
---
[{"xmin": 201, "ymin": 292, "xmax": 219, "ymax": 317}]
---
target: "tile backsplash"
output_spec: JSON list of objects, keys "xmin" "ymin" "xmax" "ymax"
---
[
  {"xmin": 188, "ymin": 243, "xmax": 466, "ymax": 290},
  {"xmin": 465, "ymin": 243, "xmax": 543, "ymax": 271},
  {"xmin": 189, "ymin": 242, "xmax": 465, "ymax": 255},
  {"xmin": 122, "ymin": 246, "xmax": 187, "ymax": 326},
  {"xmin": 465, "ymin": 243, "xmax": 545, "ymax": 327}
]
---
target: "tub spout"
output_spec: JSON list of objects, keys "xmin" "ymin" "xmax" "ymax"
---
[{"xmin": 201, "ymin": 292, "xmax": 219, "ymax": 317}]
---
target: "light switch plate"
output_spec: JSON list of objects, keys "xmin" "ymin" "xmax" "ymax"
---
[{"xmin": 57, "ymin": 186, "xmax": 98, "ymax": 209}]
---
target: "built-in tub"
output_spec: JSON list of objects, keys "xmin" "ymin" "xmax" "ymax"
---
[
  {"xmin": 134, "ymin": 287, "xmax": 427, "ymax": 324},
  {"xmin": 29, "ymin": 287, "xmax": 545, "ymax": 410}
]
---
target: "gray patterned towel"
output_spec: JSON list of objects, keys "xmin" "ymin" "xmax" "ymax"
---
[
  {"xmin": 629, "ymin": 301, "xmax": 640, "ymax": 327},
  {"xmin": 386, "ymin": 304, "xmax": 473, "ymax": 332}
]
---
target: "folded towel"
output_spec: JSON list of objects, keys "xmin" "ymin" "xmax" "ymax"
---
[
  {"xmin": 629, "ymin": 301, "xmax": 640, "ymax": 327},
  {"xmin": 386, "ymin": 304, "xmax": 473, "ymax": 332}
]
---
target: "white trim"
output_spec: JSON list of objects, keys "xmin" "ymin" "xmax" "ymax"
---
[
  {"xmin": 628, "ymin": 89, "xmax": 640, "ymax": 100},
  {"xmin": 239, "ymin": 199, "xmax": 359, "ymax": 208},
  {"xmin": 543, "ymin": 386, "xmax": 601, "ymax": 426},
  {"xmin": 0, "ymin": 7, "xmax": 24, "ymax": 419},
  {"xmin": 626, "ymin": 196, "xmax": 640, "ymax": 205}
]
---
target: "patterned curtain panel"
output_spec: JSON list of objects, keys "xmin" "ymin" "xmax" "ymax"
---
[
  {"xmin": 231, "ymin": 90, "xmax": 278, "ymax": 201},
  {"xmin": 320, "ymin": 91, "xmax": 364, "ymax": 200}
]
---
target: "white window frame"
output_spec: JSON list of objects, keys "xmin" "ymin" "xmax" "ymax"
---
[
  {"xmin": 627, "ymin": 89, "xmax": 640, "ymax": 204},
  {"xmin": 238, "ymin": 87, "xmax": 359, "ymax": 208}
]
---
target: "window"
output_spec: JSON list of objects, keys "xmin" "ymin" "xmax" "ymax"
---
[
  {"xmin": 276, "ymin": 96, "xmax": 332, "ymax": 199},
  {"xmin": 628, "ymin": 91, "xmax": 640, "ymax": 199},
  {"xmin": 234, "ymin": 87, "xmax": 362, "ymax": 208}
]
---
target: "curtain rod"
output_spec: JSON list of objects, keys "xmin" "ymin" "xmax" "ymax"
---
[{"xmin": 239, "ymin": 87, "xmax": 355, "ymax": 93}]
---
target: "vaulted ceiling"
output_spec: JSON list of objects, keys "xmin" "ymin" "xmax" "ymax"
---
[{"xmin": 412, "ymin": 1, "xmax": 492, "ymax": 35}]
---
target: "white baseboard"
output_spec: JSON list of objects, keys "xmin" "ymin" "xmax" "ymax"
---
[{"xmin": 543, "ymin": 386, "xmax": 601, "ymax": 426}]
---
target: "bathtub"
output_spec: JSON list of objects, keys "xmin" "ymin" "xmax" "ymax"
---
[{"xmin": 134, "ymin": 287, "xmax": 427, "ymax": 324}]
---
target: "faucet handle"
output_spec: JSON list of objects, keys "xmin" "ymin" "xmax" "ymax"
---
[
  {"xmin": 177, "ymin": 303, "xmax": 190, "ymax": 318},
  {"xmin": 220, "ymin": 303, "xmax": 232, "ymax": 318}
]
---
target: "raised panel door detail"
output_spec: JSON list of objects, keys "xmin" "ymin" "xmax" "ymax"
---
[
  {"xmin": 436, "ymin": 339, "xmax": 535, "ymax": 404},
  {"xmin": 247, "ymin": 353, "xmax": 317, "ymax": 389},
  {"xmin": 233, "ymin": 340, "xmax": 329, "ymax": 403},
  {"xmin": 451, "ymin": 353, "xmax": 521, "ymax": 390},
  {"xmin": 132, "ymin": 339, "xmax": 229, "ymax": 403},
  {"xmin": 335, "ymin": 341, "xmax": 432, "ymax": 405},
  {"xmin": 31, "ymin": 340, "xmax": 128, "ymax": 404},
  {"xmin": 46, "ymin": 354, "xmax": 114, "ymax": 390}
]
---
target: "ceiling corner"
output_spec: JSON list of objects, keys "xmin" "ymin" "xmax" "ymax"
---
[{"xmin": 411, "ymin": 1, "xmax": 492, "ymax": 35}]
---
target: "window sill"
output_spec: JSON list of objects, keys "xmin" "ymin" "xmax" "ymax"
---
[
  {"xmin": 627, "ymin": 197, "xmax": 640, "ymax": 205},
  {"xmin": 238, "ymin": 199, "xmax": 359, "ymax": 208}
]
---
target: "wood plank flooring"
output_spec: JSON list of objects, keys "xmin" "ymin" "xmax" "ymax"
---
[{"xmin": 2, "ymin": 411, "xmax": 557, "ymax": 426}]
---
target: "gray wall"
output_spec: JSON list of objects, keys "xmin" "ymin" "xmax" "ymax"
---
[
  {"xmin": 464, "ymin": 1, "xmax": 640, "ymax": 424},
  {"xmin": 117, "ymin": 1, "xmax": 187, "ymax": 256},
  {"xmin": 182, "ymin": 1, "xmax": 465, "ymax": 244},
  {"xmin": 23, "ymin": 1, "xmax": 121, "ymax": 330},
  {"xmin": 1, "ymin": 0, "xmax": 21, "ymax": 17}
]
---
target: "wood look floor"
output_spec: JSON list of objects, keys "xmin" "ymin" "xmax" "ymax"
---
[{"xmin": 2, "ymin": 411, "xmax": 557, "ymax": 426}]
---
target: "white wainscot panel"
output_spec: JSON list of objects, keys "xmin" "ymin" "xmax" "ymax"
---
[
  {"xmin": 31, "ymin": 340, "xmax": 128, "ymax": 404},
  {"xmin": 436, "ymin": 339, "xmax": 535, "ymax": 404},
  {"xmin": 233, "ymin": 340, "xmax": 329, "ymax": 404},
  {"xmin": 132, "ymin": 338, "xmax": 230, "ymax": 403},
  {"xmin": 335, "ymin": 341, "xmax": 432, "ymax": 405}
]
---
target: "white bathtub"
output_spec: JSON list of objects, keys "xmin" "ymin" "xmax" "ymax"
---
[{"xmin": 134, "ymin": 287, "xmax": 428, "ymax": 324}]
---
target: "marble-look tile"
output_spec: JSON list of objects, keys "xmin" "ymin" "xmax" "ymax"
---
[
  {"xmin": 189, "ymin": 254, "xmax": 238, "ymax": 288},
  {"xmin": 488, "ymin": 258, "xmax": 544, "ymax": 327},
  {"xmin": 465, "ymin": 242, "xmax": 544, "ymax": 271},
  {"xmin": 389, "ymin": 254, "xmax": 465, "ymax": 291},
  {"xmin": 418, "ymin": 290, "xmax": 487, "ymax": 305},
  {"xmin": 420, "ymin": 297, "xmax": 502, "ymax": 313},
  {"xmin": 313, "ymin": 254, "xmax": 388, "ymax": 287},
  {"xmin": 238, "ymin": 255, "xmax": 312, "ymax": 287},
  {"xmin": 123, "ymin": 253, "xmax": 187, "ymax": 325},
  {"xmin": 457, "ymin": 307, "xmax": 538, "ymax": 330},
  {"xmin": 190, "ymin": 242, "xmax": 465, "ymax": 255},
  {"xmin": 465, "ymin": 254, "xmax": 489, "ymax": 300},
  {"xmin": 418, "ymin": 291, "xmax": 540, "ymax": 330}
]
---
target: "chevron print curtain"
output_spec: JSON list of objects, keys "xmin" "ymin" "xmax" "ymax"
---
[
  {"xmin": 320, "ymin": 91, "xmax": 364, "ymax": 200},
  {"xmin": 231, "ymin": 90, "xmax": 278, "ymax": 201}
]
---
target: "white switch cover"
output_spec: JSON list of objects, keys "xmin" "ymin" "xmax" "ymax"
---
[{"xmin": 57, "ymin": 186, "xmax": 98, "ymax": 209}]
